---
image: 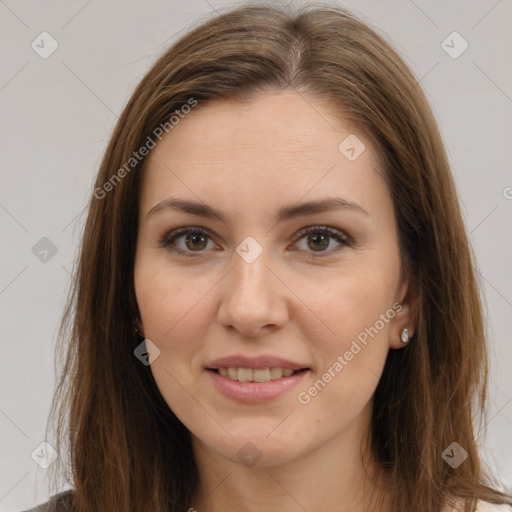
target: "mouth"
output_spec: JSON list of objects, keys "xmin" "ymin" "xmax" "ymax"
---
[
  {"xmin": 204, "ymin": 365, "xmax": 311, "ymax": 403},
  {"xmin": 204, "ymin": 354, "xmax": 312, "ymax": 402},
  {"xmin": 206, "ymin": 367, "xmax": 310, "ymax": 383}
]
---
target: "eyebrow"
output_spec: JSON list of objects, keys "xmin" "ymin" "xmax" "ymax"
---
[{"xmin": 147, "ymin": 197, "xmax": 368, "ymax": 223}]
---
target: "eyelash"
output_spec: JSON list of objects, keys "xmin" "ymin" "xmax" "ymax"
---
[{"xmin": 159, "ymin": 225, "xmax": 351, "ymax": 259}]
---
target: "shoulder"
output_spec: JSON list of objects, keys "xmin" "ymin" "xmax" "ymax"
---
[
  {"xmin": 447, "ymin": 500, "xmax": 512, "ymax": 512},
  {"xmin": 21, "ymin": 490, "xmax": 74, "ymax": 512},
  {"xmin": 475, "ymin": 501, "xmax": 512, "ymax": 512}
]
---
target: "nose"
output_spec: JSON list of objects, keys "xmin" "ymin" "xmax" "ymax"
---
[{"xmin": 217, "ymin": 247, "xmax": 290, "ymax": 337}]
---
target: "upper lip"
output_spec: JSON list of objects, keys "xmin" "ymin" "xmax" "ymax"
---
[{"xmin": 205, "ymin": 354, "xmax": 310, "ymax": 371}]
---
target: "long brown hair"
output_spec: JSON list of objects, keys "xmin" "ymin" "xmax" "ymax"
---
[{"xmin": 45, "ymin": 2, "xmax": 512, "ymax": 511}]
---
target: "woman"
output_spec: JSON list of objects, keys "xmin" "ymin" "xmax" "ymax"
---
[{"xmin": 25, "ymin": 2, "xmax": 512, "ymax": 512}]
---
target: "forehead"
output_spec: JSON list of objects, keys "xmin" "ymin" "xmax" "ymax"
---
[
  {"xmin": 139, "ymin": 89, "xmax": 387, "ymax": 220},
  {"xmin": 149, "ymin": 90, "xmax": 365, "ymax": 160}
]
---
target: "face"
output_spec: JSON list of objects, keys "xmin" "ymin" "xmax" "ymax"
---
[{"xmin": 134, "ymin": 89, "xmax": 415, "ymax": 468}]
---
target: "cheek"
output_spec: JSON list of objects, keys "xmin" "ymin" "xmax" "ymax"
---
[
  {"xmin": 294, "ymin": 263, "xmax": 398, "ymax": 358},
  {"xmin": 136, "ymin": 259, "xmax": 204, "ymax": 335},
  {"xmin": 288, "ymin": 262, "xmax": 399, "ymax": 414},
  {"xmin": 134, "ymin": 262, "xmax": 213, "ymax": 369},
  {"xmin": 293, "ymin": 279, "xmax": 393, "ymax": 423},
  {"xmin": 134, "ymin": 265, "xmax": 213, "ymax": 412}
]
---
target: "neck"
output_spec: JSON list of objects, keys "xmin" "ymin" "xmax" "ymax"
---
[{"xmin": 190, "ymin": 403, "xmax": 391, "ymax": 512}]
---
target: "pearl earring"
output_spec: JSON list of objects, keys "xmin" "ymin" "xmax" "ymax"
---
[{"xmin": 401, "ymin": 328, "xmax": 409, "ymax": 343}]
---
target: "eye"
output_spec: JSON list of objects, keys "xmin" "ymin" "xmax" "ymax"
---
[
  {"xmin": 160, "ymin": 226, "xmax": 215, "ymax": 258},
  {"xmin": 292, "ymin": 225, "xmax": 351, "ymax": 258},
  {"xmin": 160, "ymin": 225, "xmax": 351, "ymax": 259}
]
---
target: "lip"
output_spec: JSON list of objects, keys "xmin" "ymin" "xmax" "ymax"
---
[
  {"xmin": 205, "ymin": 367, "xmax": 310, "ymax": 403},
  {"xmin": 205, "ymin": 354, "xmax": 310, "ymax": 371}
]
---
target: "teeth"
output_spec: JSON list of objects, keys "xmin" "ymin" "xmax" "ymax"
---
[
  {"xmin": 269, "ymin": 367, "xmax": 283, "ymax": 379},
  {"xmin": 253, "ymin": 368, "xmax": 270, "ymax": 382},
  {"xmin": 216, "ymin": 367, "xmax": 300, "ymax": 382},
  {"xmin": 237, "ymin": 367, "xmax": 253, "ymax": 382}
]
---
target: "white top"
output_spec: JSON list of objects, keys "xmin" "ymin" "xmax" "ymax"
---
[
  {"xmin": 450, "ymin": 500, "xmax": 512, "ymax": 511},
  {"xmin": 476, "ymin": 502, "xmax": 512, "ymax": 511}
]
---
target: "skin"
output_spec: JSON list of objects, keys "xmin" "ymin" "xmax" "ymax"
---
[{"xmin": 134, "ymin": 88, "xmax": 417, "ymax": 512}]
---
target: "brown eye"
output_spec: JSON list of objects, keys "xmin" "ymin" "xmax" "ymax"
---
[
  {"xmin": 306, "ymin": 233, "xmax": 330, "ymax": 251},
  {"xmin": 161, "ymin": 227, "xmax": 215, "ymax": 257},
  {"xmin": 184, "ymin": 232, "xmax": 208, "ymax": 251},
  {"xmin": 161, "ymin": 225, "xmax": 351, "ymax": 259},
  {"xmin": 294, "ymin": 226, "xmax": 351, "ymax": 258}
]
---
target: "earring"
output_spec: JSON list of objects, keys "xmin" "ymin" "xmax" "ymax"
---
[
  {"xmin": 400, "ymin": 328, "xmax": 409, "ymax": 343},
  {"xmin": 134, "ymin": 318, "xmax": 143, "ymax": 337}
]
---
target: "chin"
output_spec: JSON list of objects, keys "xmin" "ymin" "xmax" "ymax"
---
[{"xmin": 195, "ymin": 427, "xmax": 311, "ymax": 468}]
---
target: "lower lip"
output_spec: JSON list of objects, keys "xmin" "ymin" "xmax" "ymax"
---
[{"xmin": 205, "ymin": 369, "xmax": 309, "ymax": 403}]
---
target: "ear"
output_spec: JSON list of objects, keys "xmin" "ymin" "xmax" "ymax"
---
[
  {"xmin": 389, "ymin": 272, "xmax": 418, "ymax": 349},
  {"xmin": 136, "ymin": 318, "xmax": 145, "ymax": 338}
]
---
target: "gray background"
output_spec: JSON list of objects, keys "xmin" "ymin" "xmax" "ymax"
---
[{"xmin": 1, "ymin": 0, "xmax": 511, "ymax": 510}]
